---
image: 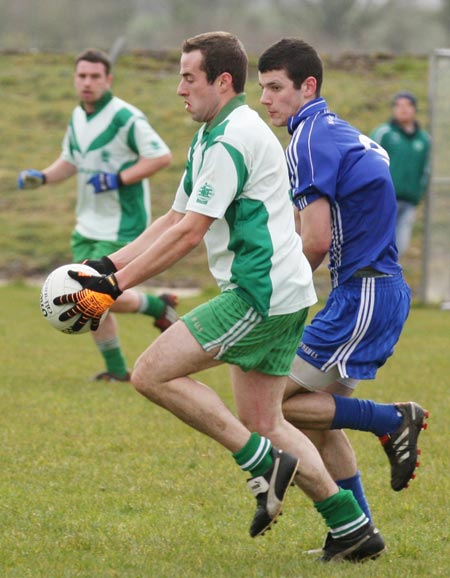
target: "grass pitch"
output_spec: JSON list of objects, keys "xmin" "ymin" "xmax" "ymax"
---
[{"xmin": 0, "ymin": 283, "xmax": 448, "ymax": 577}]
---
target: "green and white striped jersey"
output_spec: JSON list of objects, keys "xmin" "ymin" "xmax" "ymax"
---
[
  {"xmin": 61, "ymin": 91, "xmax": 170, "ymax": 242},
  {"xmin": 172, "ymin": 95, "xmax": 317, "ymax": 317}
]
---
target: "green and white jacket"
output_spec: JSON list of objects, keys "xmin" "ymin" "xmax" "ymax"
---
[
  {"xmin": 61, "ymin": 91, "xmax": 170, "ymax": 242},
  {"xmin": 370, "ymin": 120, "xmax": 431, "ymax": 206}
]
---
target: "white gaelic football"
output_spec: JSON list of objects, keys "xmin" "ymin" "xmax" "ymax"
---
[{"xmin": 40, "ymin": 263, "xmax": 109, "ymax": 334}]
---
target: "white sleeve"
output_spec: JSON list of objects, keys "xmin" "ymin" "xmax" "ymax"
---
[
  {"xmin": 184, "ymin": 142, "xmax": 239, "ymax": 218},
  {"xmin": 132, "ymin": 117, "xmax": 171, "ymax": 159},
  {"xmin": 172, "ymin": 171, "xmax": 189, "ymax": 214},
  {"xmin": 60, "ymin": 126, "xmax": 74, "ymax": 163}
]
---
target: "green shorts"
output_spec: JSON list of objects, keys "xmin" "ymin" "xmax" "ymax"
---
[
  {"xmin": 182, "ymin": 290, "xmax": 308, "ymax": 375},
  {"xmin": 71, "ymin": 231, "xmax": 127, "ymax": 262}
]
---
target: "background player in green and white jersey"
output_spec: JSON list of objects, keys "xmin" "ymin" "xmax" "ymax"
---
[
  {"xmin": 52, "ymin": 32, "xmax": 385, "ymax": 562},
  {"xmin": 18, "ymin": 48, "xmax": 177, "ymax": 382}
]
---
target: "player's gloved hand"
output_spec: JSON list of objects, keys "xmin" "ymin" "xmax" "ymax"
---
[
  {"xmin": 82, "ymin": 256, "xmax": 117, "ymax": 275},
  {"xmin": 17, "ymin": 169, "xmax": 46, "ymax": 189},
  {"xmin": 87, "ymin": 172, "xmax": 122, "ymax": 193},
  {"xmin": 53, "ymin": 271, "xmax": 122, "ymax": 332}
]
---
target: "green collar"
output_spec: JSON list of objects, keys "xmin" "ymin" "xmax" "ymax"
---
[
  {"xmin": 82, "ymin": 90, "xmax": 113, "ymax": 116},
  {"xmin": 205, "ymin": 93, "xmax": 246, "ymax": 133}
]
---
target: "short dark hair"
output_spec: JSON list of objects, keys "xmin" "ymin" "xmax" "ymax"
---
[
  {"xmin": 258, "ymin": 38, "xmax": 323, "ymax": 94},
  {"xmin": 75, "ymin": 48, "xmax": 111, "ymax": 75},
  {"xmin": 392, "ymin": 91, "xmax": 417, "ymax": 109},
  {"xmin": 182, "ymin": 31, "xmax": 247, "ymax": 94}
]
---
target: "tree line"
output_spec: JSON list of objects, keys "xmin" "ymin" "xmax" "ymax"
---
[{"xmin": 1, "ymin": 0, "xmax": 450, "ymax": 55}]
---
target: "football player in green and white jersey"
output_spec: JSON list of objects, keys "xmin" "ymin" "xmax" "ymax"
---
[
  {"xmin": 18, "ymin": 48, "xmax": 176, "ymax": 382},
  {"xmin": 52, "ymin": 33, "xmax": 385, "ymax": 560}
]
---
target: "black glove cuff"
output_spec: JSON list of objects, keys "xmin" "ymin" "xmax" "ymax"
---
[
  {"xmin": 107, "ymin": 273, "xmax": 123, "ymax": 298},
  {"xmin": 100, "ymin": 256, "xmax": 118, "ymax": 274},
  {"xmin": 83, "ymin": 256, "xmax": 117, "ymax": 275}
]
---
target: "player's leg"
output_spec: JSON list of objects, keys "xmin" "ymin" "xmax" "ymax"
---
[
  {"xmin": 131, "ymin": 318, "xmax": 305, "ymax": 537},
  {"xmin": 302, "ymin": 428, "xmax": 357, "ymax": 486},
  {"xmin": 285, "ymin": 369, "xmax": 429, "ymax": 492},
  {"xmin": 130, "ymin": 295, "xmax": 303, "ymax": 538},
  {"xmin": 111, "ymin": 289, "xmax": 179, "ymax": 332},
  {"xmin": 283, "ymin": 365, "xmax": 372, "ymax": 520},
  {"xmin": 231, "ymin": 365, "xmax": 384, "ymax": 560},
  {"xmin": 222, "ymin": 302, "xmax": 380, "ymax": 555},
  {"xmin": 285, "ymin": 275, "xmax": 428, "ymax": 491},
  {"xmin": 284, "ymin": 347, "xmax": 412, "ymax": 438},
  {"xmin": 70, "ymin": 232, "xmax": 130, "ymax": 381},
  {"xmin": 395, "ymin": 200, "xmax": 416, "ymax": 257},
  {"xmin": 231, "ymin": 365, "xmax": 338, "ymax": 501},
  {"xmin": 89, "ymin": 293, "xmax": 174, "ymax": 380},
  {"xmin": 89, "ymin": 312, "xmax": 129, "ymax": 381},
  {"xmin": 71, "ymin": 233, "xmax": 178, "ymax": 380},
  {"xmin": 131, "ymin": 296, "xmax": 384, "ymax": 559},
  {"xmin": 132, "ymin": 319, "xmax": 249, "ymax": 448}
]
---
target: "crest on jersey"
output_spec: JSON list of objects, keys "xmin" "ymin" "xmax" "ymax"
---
[{"xmin": 196, "ymin": 182, "xmax": 214, "ymax": 205}]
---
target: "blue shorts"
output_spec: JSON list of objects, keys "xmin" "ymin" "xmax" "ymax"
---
[{"xmin": 297, "ymin": 274, "xmax": 411, "ymax": 380}]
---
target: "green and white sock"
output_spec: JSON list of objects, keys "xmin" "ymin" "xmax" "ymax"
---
[
  {"xmin": 232, "ymin": 432, "xmax": 273, "ymax": 477},
  {"xmin": 97, "ymin": 337, "xmax": 128, "ymax": 377},
  {"xmin": 138, "ymin": 293, "xmax": 164, "ymax": 318},
  {"xmin": 314, "ymin": 487, "xmax": 369, "ymax": 539}
]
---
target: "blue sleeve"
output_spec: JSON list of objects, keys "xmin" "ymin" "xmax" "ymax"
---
[
  {"xmin": 292, "ymin": 185, "xmax": 322, "ymax": 211},
  {"xmin": 289, "ymin": 118, "xmax": 339, "ymax": 203}
]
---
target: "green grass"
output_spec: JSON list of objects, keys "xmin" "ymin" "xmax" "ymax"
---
[
  {"xmin": 0, "ymin": 51, "xmax": 430, "ymax": 295},
  {"xmin": 1, "ymin": 282, "xmax": 448, "ymax": 577}
]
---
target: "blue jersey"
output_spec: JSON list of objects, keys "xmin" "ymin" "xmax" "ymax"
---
[{"xmin": 287, "ymin": 97, "xmax": 401, "ymax": 287}]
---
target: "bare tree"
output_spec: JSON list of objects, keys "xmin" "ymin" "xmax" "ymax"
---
[
  {"xmin": 0, "ymin": 0, "xmax": 446, "ymax": 54},
  {"xmin": 270, "ymin": 0, "xmax": 381, "ymax": 45}
]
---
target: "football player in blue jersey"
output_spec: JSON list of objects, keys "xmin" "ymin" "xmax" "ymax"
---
[{"xmin": 258, "ymin": 38, "xmax": 428, "ymax": 553}]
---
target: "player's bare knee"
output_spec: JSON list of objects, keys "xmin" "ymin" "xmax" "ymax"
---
[
  {"xmin": 131, "ymin": 367, "xmax": 149, "ymax": 396},
  {"xmin": 131, "ymin": 358, "xmax": 158, "ymax": 397},
  {"xmin": 239, "ymin": 414, "xmax": 282, "ymax": 441}
]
